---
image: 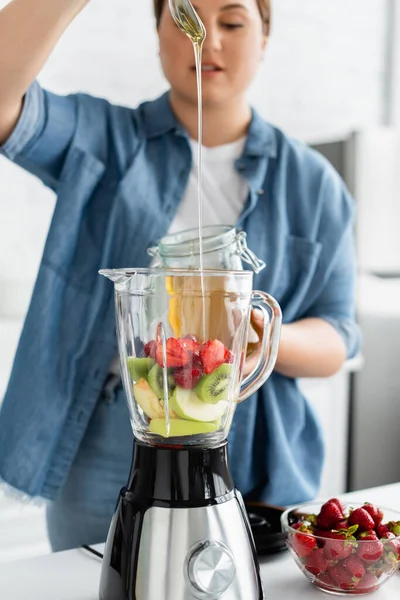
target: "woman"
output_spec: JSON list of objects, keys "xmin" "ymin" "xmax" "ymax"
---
[{"xmin": 0, "ymin": 0, "xmax": 359, "ymax": 551}]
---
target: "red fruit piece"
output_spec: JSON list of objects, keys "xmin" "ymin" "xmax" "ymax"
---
[
  {"xmin": 305, "ymin": 548, "xmax": 329, "ymax": 575},
  {"xmin": 343, "ymin": 556, "xmax": 365, "ymax": 579},
  {"xmin": 317, "ymin": 498, "xmax": 345, "ymax": 530},
  {"xmin": 377, "ymin": 523, "xmax": 390, "ymax": 538},
  {"xmin": 291, "ymin": 527, "xmax": 317, "ymax": 558},
  {"xmin": 328, "ymin": 564, "xmax": 359, "ymax": 591},
  {"xmin": 200, "ymin": 339, "xmax": 226, "ymax": 375},
  {"xmin": 144, "ymin": 340, "xmax": 156, "ymax": 359},
  {"xmin": 323, "ymin": 528, "xmax": 357, "ymax": 560},
  {"xmin": 224, "ymin": 348, "xmax": 234, "ymax": 364},
  {"xmin": 178, "ymin": 337, "xmax": 201, "ymax": 355},
  {"xmin": 356, "ymin": 572, "xmax": 379, "ymax": 592},
  {"xmin": 173, "ymin": 367, "xmax": 202, "ymax": 390},
  {"xmin": 356, "ymin": 531, "xmax": 384, "ymax": 562},
  {"xmin": 363, "ymin": 503, "xmax": 384, "ymax": 528},
  {"xmin": 348, "ymin": 507, "xmax": 375, "ymax": 532},
  {"xmin": 156, "ymin": 338, "xmax": 190, "ymax": 369},
  {"xmin": 387, "ymin": 520, "xmax": 400, "ymax": 536},
  {"xmin": 336, "ymin": 519, "xmax": 349, "ymax": 530}
]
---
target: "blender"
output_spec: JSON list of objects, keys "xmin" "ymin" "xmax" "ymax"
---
[{"xmin": 98, "ymin": 268, "xmax": 282, "ymax": 600}]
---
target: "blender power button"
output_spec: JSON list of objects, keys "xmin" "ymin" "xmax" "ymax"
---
[{"xmin": 187, "ymin": 541, "xmax": 236, "ymax": 597}]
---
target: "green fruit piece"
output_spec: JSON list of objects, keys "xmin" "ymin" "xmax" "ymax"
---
[
  {"xmin": 170, "ymin": 387, "xmax": 228, "ymax": 422},
  {"xmin": 148, "ymin": 364, "xmax": 176, "ymax": 399},
  {"xmin": 196, "ymin": 363, "xmax": 233, "ymax": 404},
  {"xmin": 149, "ymin": 418, "xmax": 220, "ymax": 438},
  {"xmin": 133, "ymin": 379, "xmax": 164, "ymax": 419},
  {"xmin": 127, "ymin": 357, "xmax": 155, "ymax": 382}
]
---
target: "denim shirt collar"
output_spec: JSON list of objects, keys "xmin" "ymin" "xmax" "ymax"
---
[{"xmin": 141, "ymin": 91, "xmax": 278, "ymax": 160}]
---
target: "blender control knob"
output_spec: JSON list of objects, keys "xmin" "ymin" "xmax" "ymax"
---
[{"xmin": 187, "ymin": 541, "xmax": 236, "ymax": 597}]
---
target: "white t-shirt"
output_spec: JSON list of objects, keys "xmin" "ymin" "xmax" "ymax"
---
[
  {"xmin": 108, "ymin": 136, "xmax": 249, "ymax": 380},
  {"xmin": 168, "ymin": 136, "xmax": 249, "ymax": 234}
]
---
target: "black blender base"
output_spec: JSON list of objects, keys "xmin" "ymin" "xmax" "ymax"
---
[{"xmin": 99, "ymin": 442, "xmax": 265, "ymax": 600}]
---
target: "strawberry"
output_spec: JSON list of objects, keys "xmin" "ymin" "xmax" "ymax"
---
[
  {"xmin": 348, "ymin": 507, "xmax": 375, "ymax": 532},
  {"xmin": 363, "ymin": 503, "xmax": 384, "ymax": 528},
  {"xmin": 178, "ymin": 336, "xmax": 201, "ymax": 355},
  {"xmin": 356, "ymin": 572, "xmax": 379, "ymax": 592},
  {"xmin": 322, "ymin": 527, "xmax": 358, "ymax": 560},
  {"xmin": 200, "ymin": 339, "xmax": 226, "ymax": 374},
  {"xmin": 224, "ymin": 348, "xmax": 234, "ymax": 364},
  {"xmin": 336, "ymin": 519, "xmax": 350, "ymax": 530},
  {"xmin": 156, "ymin": 338, "xmax": 190, "ymax": 369},
  {"xmin": 377, "ymin": 523, "xmax": 390, "ymax": 538},
  {"xmin": 343, "ymin": 556, "xmax": 365, "ymax": 579},
  {"xmin": 317, "ymin": 498, "xmax": 345, "ymax": 530},
  {"xmin": 173, "ymin": 367, "xmax": 202, "ymax": 390},
  {"xmin": 305, "ymin": 548, "xmax": 329, "ymax": 575},
  {"xmin": 328, "ymin": 564, "xmax": 359, "ymax": 591},
  {"xmin": 330, "ymin": 498, "xmax": 346, "ymax": 513},
  {"xmin": 387, "ymin": 520, "xmax": 400, "ymax": 536},
  {"xmin": 291, "ymin": 526, "xmax": 317, "ymax": 558},
  {"xmin": 356, "ymin": 531, "xmax": 384, "ymax": 562},
  {"xmin": 144, "ymin": 340, "xmax": 156, "ymax": 359},
  {"xmin": 381, "ymin": 532, "xmax": 400, "ymax": 559}
]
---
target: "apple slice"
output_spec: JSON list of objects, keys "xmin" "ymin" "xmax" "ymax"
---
[
  {"xmin": 133, "ymin": 378, "xmax": 164, "ymax": 420},
  {"xmin": 170, "ymin": 387, "xmax": 228, "ymax": 422},
  {"xmin": 149, "ymin": 418, "xmax": 220, "ymax": 437}
]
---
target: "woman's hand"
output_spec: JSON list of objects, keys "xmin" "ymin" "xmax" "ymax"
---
[{"xmin": 243, "ymin": 311, "xmax": 347, "ymax": 380}]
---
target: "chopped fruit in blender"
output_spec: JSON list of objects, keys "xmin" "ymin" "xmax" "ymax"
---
[
  {"xmin": 149, "ymin": 418, "xmax": 220, "ymax": 437},
  {"xmin": 148, "ymin": 363, "xmax": 176, "ymax": 399},
  {"xmin": 200, "ymin": 339, "xmax": 226, "ymax": 374},
  {"xmin": 144, "ymin": 340, "xmax": 157, "ymax": 359},
  {"xmin": 156, "ymin": 338, "xmax": 190, "ymax": 368},
  {"xmin": 178, "ymin": 336, "xmax": 201, "ymax": 355},
  {"xmin": 196, "ymin": 363, "xmax": 233, "ymax": 404},
  {"xmin": 133, "ymin": 379, "xmax": 164, "ymax": 420},
  {"xmin": 173, "ymin": 366, "xmax": 202, "ymax": 389},
  {"xmin": 170, "ymin": 387, "xmax": 228, "ymax": 422},
  {"xmin": 224, "ymin": 348, "xmax": 234, "ymax": 364},
  {"xmin": 127, "ymin": 357, "xmax": 155, "ymax": 382}
]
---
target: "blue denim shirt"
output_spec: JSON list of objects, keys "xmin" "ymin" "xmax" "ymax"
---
[{"xmin": 0, "ymin": 82, "xmax": 359, "ymax": 505}]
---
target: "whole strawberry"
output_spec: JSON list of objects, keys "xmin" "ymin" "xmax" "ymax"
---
[
  {"xmin": 363, "ymin": 503, "xmax": 384, "ymax": 528},
  {"xmin": 387, "ymin": 520, "xmax": 400, "ymax": 536},
  {"xmin": 317, "ymin": 498, "xmax": 345, "ymax": 530},
  {"xmin": 328, "ymin": 564, "xmax": 359, "ymax": 591},
  {"xmin": 343, "ymin": 556, "xmax": 365, "ymax": 579},
  {"xmin": 304, "ymin": 548, "xmax": 329, "ymax": 575},
  {"xmin": 356, "ymin": 572, "xmax": 379, "ymax": 592},
  {"xmin": 322, "ymin": 526, "xmax": 358, "ymax": 560},
  {"xmin": 348, "ymin": 507, "xmax": 375, "ymax": 532},
  {"xmin": 291, "ymin": 525, "xmax": 317, "ymax": 558},
  {"xmin": 356, "ymin": 531, "xmax": 384, "ymax": 562}
]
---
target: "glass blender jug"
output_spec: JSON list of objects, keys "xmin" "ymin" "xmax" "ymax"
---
[{"xmin": 98, "ymin": 268, "xmax": 282, "ymax": 600}]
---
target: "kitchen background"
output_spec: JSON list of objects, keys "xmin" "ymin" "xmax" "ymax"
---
[{"xmin": 0, "ymin": 0, "xmax": 399, "ymax": 563}]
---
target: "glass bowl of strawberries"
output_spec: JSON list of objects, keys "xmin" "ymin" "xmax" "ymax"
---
[{"xmin": 281, "ymin": 497, "xmax": 400, "ymax": 595}]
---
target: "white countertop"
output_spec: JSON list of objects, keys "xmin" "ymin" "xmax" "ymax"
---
[{"xmin": 0, "ymin": 483, "xmax": 399, "ymax": 600}]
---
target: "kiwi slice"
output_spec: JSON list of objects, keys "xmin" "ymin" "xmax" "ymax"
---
[
  {"xmin": 196, "ymin": 364, "xmax": 233, "ymax": 404},
  {"xmin": 127, "ymin": 357, "xmax": 155, "ymax": 382},
  {"xmin": 148, "ymin": 363, "xmax": 176, "ymax": 399}
]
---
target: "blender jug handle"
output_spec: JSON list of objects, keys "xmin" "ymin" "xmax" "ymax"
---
[{"xmin": 238, "ymin": 291, "xmax": 282, "ymax": 403}]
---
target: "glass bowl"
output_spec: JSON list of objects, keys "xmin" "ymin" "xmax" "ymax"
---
[{"xmin": 281, "ymin": 501, "xmax": 400, "ymax": 595}]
